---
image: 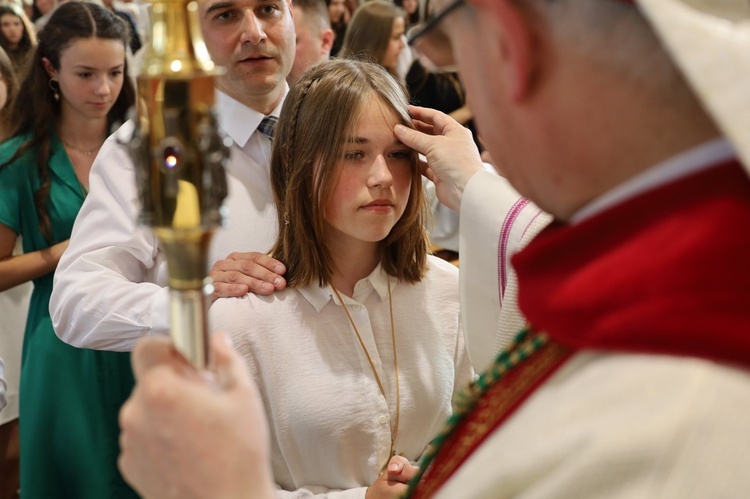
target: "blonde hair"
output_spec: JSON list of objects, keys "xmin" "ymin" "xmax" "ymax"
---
[{"xmin": 270, "ymin": 59, "xmax": 429, "ymax": 288}]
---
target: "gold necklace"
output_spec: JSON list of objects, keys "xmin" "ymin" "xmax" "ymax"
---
[
  {"xmin": 332, "ymin": 278, "xmax": 400, "ymax": 472},
  {"xmin": 61, "ymin": 138, "xmax": 104, "ymax": 156}
]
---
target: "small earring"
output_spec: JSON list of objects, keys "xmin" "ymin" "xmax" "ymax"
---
[{"xmin": 49, "ymin": 78, "xmax": 60, "ymax": 102}]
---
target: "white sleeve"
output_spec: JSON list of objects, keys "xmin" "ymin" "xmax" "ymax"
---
[
  {"xmin": 459, "ymin": 170, "xmax": 550, "ymax": 371},
  {"xmin": 50, "ymin": 121, "xmax": 170, "ymax": 352}
]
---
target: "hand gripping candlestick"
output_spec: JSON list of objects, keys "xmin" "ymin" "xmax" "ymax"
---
[{"xmin": 127, "ymin": 0, "xmax": 229, "ymax": 368}]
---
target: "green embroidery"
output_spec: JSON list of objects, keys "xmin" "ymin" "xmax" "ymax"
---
[{"xmin": 405, "ymin": 326, "xmax": 549, "ymax": 497}]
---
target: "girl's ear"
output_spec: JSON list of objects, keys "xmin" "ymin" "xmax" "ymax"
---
[{"xmin": 41, "ymin": 57, "xmax": 57, "ymax": 79}]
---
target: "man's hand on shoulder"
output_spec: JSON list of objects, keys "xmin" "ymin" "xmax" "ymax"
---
[{"xmin": 209, "ymin": 252, "xmax": 287, "ymax": 301}]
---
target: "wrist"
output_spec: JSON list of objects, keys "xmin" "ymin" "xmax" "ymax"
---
[{"xmin": 451, "ymin": 165, "xmax": 482, "ymax": 211}]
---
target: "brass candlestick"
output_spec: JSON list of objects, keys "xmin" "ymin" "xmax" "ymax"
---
[{"xmin": 128, "ymin": 0, "xmax": 228, "ymax": 368}]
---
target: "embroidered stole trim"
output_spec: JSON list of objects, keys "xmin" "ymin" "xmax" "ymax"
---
[{"xmin": 411, "ymin": 340, "xmax": 573, "ymax": 498}]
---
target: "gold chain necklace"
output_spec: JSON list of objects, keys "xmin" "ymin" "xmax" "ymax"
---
[
  {"xmin": 61, "ymin": 138, "xmax": 103, "ymax": 156},
  {"xmin": 332, "ymin": 278, "xmax": 400, "ymax": 472}
]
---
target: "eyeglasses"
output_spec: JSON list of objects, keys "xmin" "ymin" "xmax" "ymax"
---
[{"xmin": 406, "ymin": 0, "xmax": 465, "ymax": 73}]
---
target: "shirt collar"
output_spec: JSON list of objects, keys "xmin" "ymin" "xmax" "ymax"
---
[
  {"xmin": 297, "ymin": 264, "xmax": 395, "ymax": 313},
  {"xmin": 214, "ymin": 86, "xmax": 287, "ymax": 149},
  {"xmin": 570, "ymin": 138, "xmax": 736, "ymax": 224}
]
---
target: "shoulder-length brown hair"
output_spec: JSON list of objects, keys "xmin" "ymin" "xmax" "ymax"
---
[
  {"xmin": 270, "ymin": 59, "xmax": 429, "ymax": 288},
  {"xmin": 340, "ymin": 1, "xmax": 405, "ymax": 75}
]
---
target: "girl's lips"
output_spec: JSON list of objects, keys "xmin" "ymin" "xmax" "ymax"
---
[{"xmin": 361, "ymin": 201, "xmax": 395, "ymax": 213}]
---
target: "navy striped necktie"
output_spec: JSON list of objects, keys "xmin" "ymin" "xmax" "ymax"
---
[{"xmin": 258, "ymin": 115, "xmax": 278, "ymax": 140}]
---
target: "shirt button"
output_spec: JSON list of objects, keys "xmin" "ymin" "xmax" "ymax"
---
[
  {"xmin": 352, "ymin": 305, "xmax": 361, "ymax": 311},
  {"xmin": 378, "ymin": 415, "xmax": 388, "ymax": 424}
]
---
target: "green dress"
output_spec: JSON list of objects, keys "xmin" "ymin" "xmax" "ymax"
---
[{"xmin": 0, "ymin": 132, "xmax": 139, "ymax": 499}]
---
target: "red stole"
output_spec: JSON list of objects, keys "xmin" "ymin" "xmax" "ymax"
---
[
  {"xmin": 516, "ymin": 159, "xmax": 750, "ymax": 366},
  {"xmin": 409, "ymin": 159, "xmax": 750, "ymax": 498}
]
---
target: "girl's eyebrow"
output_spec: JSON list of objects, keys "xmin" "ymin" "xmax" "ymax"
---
[
  {"xmin": 345, "ymin": 137, "xmax": 408, "ymax": 146},
  {"xmin": 71, "ymin": 64, "xmax": 125, "ymax": 70}
]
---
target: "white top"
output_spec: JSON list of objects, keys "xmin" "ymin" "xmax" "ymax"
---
[
  {"xmin": 50, "ymin": 89, "xmax": 285, "ymax": 351},
  {"xmin": 210, "ymin": 257, "xmax": 473, "ymax": 498},
  {"xmin": 459, "ymin": 171, "xmax": 551, "ymax": 371},
  {"xmin": 0, "ymin": 239, "xmax": 31, "ymax": 423}
]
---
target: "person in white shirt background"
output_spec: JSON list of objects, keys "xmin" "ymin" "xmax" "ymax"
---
[{"xmin": 210, "ymin": 58, "xmax": 472, "ymax": 499}]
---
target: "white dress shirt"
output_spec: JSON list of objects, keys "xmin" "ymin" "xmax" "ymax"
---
[
  {"xmin": 50, "ymin": 89, "xmax": 286, "ymax": 351},
  {"xmin": 210, "ymin": 257, "xmax": 473, "ymax": 498}
]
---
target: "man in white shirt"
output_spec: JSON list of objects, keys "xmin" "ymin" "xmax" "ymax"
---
[{"xmin": 50, "ymin": 0, "xmax": 296, "ymax": 351}]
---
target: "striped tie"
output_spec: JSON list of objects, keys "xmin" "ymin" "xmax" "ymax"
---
[{"xmin": 258, "ymin": 115, "xmax": 278, "ymax": 140}]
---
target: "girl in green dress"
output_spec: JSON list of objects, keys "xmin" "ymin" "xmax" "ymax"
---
[{"xmin": 0, "ymin": 3, "xmax": 136, "ymax": 497}]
